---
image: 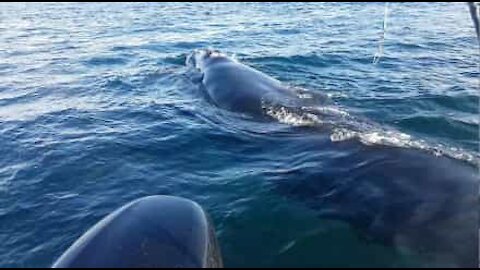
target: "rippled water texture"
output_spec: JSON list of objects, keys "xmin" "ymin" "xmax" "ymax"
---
[{"xmin": 0, "ymin": 2, "xmax": 478, "ymax": 268}]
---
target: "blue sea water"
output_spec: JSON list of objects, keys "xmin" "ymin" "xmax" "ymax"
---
[{"xmin": 0, "ymin": 2, "xmax": 478, "ymax": 268}]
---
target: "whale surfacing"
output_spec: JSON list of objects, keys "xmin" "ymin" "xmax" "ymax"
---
[{"xmin": 186, "ymin": 49, "xmax": 304, "ymax": 117}]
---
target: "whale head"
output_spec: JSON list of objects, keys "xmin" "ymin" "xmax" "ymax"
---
[{"xmin": 186, "ymin": 48, "xmax": 229, "ymax": 72}]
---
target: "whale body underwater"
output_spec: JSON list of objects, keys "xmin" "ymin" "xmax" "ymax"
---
[{"xmin": 186, "ymin": 49, "xmax": 478, "ymax": 267}]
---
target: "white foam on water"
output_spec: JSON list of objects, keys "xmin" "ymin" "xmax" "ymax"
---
[
  {"xmin": 330, "ymin": 127, "xmax": 479, "ymax": 165},
  {"xmin": 261, "ymin": 83, "xmax": 478, "ymax": 165},
  {"xmin": 326, "ymin": 92, "xmax": 349, "ymax": 99},
  {"xmin": 306, "ymin": 105, "xmax": 350, "ymax": 118},
  {"xmin": 263, "ymin": 101, "xmax": 478, "ymax": 165},
  {"xmin": 264, "ymin": 105, "xmax": 322, "ymax": 127},
  {"xmin": 297, "ymin": 93, "xmax": 313, "ymax": 99}
]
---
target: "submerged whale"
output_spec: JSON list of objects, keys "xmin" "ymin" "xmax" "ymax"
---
[{"xmin": 269, "ymin": 137, "xmax": 478, "ymax": 267}]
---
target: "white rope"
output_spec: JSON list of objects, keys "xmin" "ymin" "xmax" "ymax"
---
[{"xmin": 373, "ymin": 2, "xmax": 389, "ymax": 64}]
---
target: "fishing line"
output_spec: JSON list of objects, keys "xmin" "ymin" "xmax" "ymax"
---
[{"xmin": 373, "ymin": 2, "xmax": 389, "ymax": 64}]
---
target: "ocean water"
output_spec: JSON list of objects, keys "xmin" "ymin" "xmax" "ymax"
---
[{"xmin": 0, "ymin": 2, "xmax": 478, "ymax": 268}]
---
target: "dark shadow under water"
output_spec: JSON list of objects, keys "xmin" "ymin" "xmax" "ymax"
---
[{"xmin": 268, "ymin": 134, "xmax": 478, "ymax": 267}]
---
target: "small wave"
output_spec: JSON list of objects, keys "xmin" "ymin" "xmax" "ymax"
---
[
  {"xmin": 0, "ymin": 95, "xmax": 100, "ymax": 122},
  {"xmin": 83, "ymin": 56, "xmax": 129, "ymax": 67},
  {"xmin": 273, "ymin": 28, "xmax": 302, "ymax": 35},
  {"xmin": 0, "ymin": 63, "xmax": 15, "ymax": 73},
  {"xmin": 46, "ymin": 192, "xmax": 79, "ymax": 200}
]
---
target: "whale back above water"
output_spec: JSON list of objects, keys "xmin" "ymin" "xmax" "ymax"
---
[{"xmin": 187, "ymin": 49, "xmax": 307, "ymax": 117}]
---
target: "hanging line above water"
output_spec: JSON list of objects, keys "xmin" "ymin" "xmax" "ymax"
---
[
  {"xmin": 373, "ymin": 2, "xmax": 389, "ymax": 64},
  {"xmin": 467, "ymin": 2, "xmax": 480, "ymax": 47}
]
